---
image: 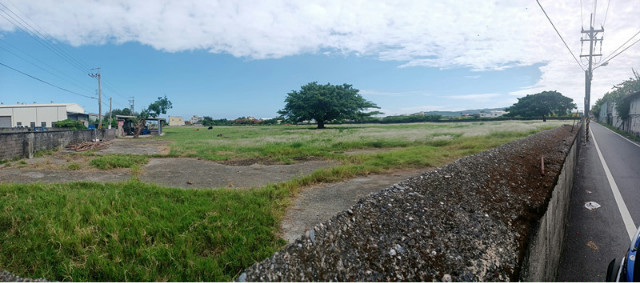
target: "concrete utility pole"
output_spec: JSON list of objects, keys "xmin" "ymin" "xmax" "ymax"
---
[
  {"xmin": 89, "ymin": 68, "xmax": 102, "ymax": 129},
  {"xmin": 580, "ymin": 14, "xmax": 603, "ymax": 142},
  {"xmin": 129, "ymin": 97, "xmax": 135, "ymax": 114},
  {"xmin": 109, "ymin": 97, "xmax": 112, "ymax": 129}
]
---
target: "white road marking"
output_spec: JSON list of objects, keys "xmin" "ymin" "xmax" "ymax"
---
[{"xmin": 591, "ymin": 127, "xmax": 636, "ymax": 240}]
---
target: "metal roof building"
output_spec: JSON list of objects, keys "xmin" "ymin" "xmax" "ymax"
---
[{"xmin": 0, "ymin": 103, "xmax": 88, "ymax": 128}]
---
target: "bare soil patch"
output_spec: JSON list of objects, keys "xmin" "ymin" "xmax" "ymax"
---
[
  {"xmin": 139, "ymin": 158, "xmax": 336, "ymax": 189},
  {"xmin": 97, "ymin": 138, "xmax": 171, "ymax": 155},
  {"xmin": 280, "ymin": 169, "xmax": 426, "ymax": 243}
]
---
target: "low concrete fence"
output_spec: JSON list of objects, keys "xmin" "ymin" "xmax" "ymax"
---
[
  {"xmin": 0, "ymin": 129, "xmax": 116, "ymax": 160},
  {"xmin": 520, "ymin": 123, "xmax": 581, "ymax": 281}
]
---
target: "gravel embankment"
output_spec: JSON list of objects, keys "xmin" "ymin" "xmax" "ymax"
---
[{"xmin": 239, "ymin": 125, "xmax": 577, "ymax": 281}]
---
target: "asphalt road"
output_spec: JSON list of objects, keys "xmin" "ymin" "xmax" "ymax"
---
[{"xmin": 558, "ymin": 122, "xmax": 640, "ymax": 281}]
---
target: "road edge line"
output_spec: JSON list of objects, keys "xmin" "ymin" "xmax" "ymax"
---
[
  {"xmin": 597, "ymin": 122, "xmax": 640, "ymax": 148},
  {"xmin": 590, "ymin": 127, "xmax": 636, "ymax": 240}
]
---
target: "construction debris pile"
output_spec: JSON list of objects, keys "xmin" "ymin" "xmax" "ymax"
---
[
  {"xmin": 239, "ymin": 125, "xmax": 577, "ymax": 281},
  {"xmin": 65, "ymin": 141, "xmax": 109, "ymax": 152}
]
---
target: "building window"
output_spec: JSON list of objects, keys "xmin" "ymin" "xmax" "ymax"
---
[
  {"xmin": 30, "ymin": 122, "xmax": 35, "ymax": 128},
  {"xmin": 17, "ymin": 122, "xmax": 22, "ymax": 126},
  {"xmin": 41, "ymin": 122, "xmax": 47, "ymax": 127}
]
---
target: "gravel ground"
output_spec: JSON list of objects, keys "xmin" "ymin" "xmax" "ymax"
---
[
  {"xmin": 239, "ymin": 125, "xmax": 577, "ymax": 281},
  {"xmin": 0, "ymin": 270, "xmax": 47, "ymax": 282}
]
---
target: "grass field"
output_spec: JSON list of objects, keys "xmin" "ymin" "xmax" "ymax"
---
[{"xmin": 0, "ymin": 120, "xmax": 568, "ymax": 281}]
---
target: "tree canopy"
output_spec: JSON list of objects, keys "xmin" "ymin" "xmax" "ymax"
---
[
  {"xmin": 133, "ymin": 96, "xmax": 173, "ymax": 137},
  {"xmin": 278, "ymin": 82, "xmax": 380, "ymax": 128},
  {"xmin": 592, "ymin": 69, "xmax": 640, "ymax": 122},
  {"xmin": 505, "ymin": 91, "xmax": 576, "ymax": 121}
]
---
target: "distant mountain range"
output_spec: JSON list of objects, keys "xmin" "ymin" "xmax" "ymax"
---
[{"xmin": 418, "ymin": 107, "xmax": 508, "ymax": 117}]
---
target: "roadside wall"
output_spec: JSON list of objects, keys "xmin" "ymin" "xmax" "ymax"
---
[
  {"xmin": 0, "ymin": 129, "xmax": 116, "ymax": 160},
  {"xmin": 519, "ymin": 122, "xmax": 581, "ymax": 281}
]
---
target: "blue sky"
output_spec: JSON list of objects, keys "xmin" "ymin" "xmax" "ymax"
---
[{"xmin": 1, "ymin": 1, "xmax": 639, "ymax": 119}]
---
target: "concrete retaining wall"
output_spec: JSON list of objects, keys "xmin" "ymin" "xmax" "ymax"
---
[
  {"xmin": 0, "ymin": 129, "xmax": 116, "ymax": 160},
  {"xmin": 520, "ymin": 122, "xmax": 581, "ymax": 281}
]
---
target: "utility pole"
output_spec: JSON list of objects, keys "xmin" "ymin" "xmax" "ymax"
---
[
  {"xmin": 109, "ymin": 97, "xmax": 112, "ymax": 129},
  {"xmin": 129, "ymin": 97, "xmax": 135, "ymax": 114},
  {"xmin": 89, "ymin": 68, "xmax": 102, "ymax": 129},
  {"xmin": 580, "ymin": 14, "xmax": 603, "ymax": 142}
]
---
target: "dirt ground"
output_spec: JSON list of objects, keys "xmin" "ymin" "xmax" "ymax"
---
[
  {"xmin": 0, "ymin": 138, "xmax": 417, "ymax": 245},
  {"xmin": 280, "ymin": 168, "xmax": 426, "ymax": 243}
]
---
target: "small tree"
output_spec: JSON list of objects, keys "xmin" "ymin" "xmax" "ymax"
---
[
  {"xmin": 506, "ymin": 90, "xmax": 576, "ymax": 121},
  {"xmin": 278, "ymin": 82, "xmax": 380, "ymax": 129},
  {"xmin": 200, "ymin": 116, "xmax": 215, "ymax": 127},
  {"xmin": 134, "ymin": 96, "xmax": 173, "ymax": 138}
]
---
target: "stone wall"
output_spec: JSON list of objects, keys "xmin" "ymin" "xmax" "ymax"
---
[{"xmin": 0, "ymin": 129, "xmax": 116, "ymax": 160}]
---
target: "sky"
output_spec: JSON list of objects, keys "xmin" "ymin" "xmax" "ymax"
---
[{"xmin": 0, "ymin": 0, "xmax": 639, "ymax": 120}]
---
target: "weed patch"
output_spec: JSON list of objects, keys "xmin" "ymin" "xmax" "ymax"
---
[{"xmin": 90, "ymin": 155, "xmax": 149, "ymax": 169}]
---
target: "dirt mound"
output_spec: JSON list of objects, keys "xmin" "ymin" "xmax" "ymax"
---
[{"xmin": 240, "ymin": 125, "xmax": 577, "ymax": 281}]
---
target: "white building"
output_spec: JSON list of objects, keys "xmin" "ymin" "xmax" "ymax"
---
[
  {"xmin": 190, "ymin": 115, "xmax": 202, "ymax": 124},
  {"xmin": 0, "ymin": 103, "xmax": 88, "ymax": 128},
  {"xmin": 479, "ymin": 110, "xmax": 508, "ymax": 118},
  {"xmin": 169, "ymin": 116, "xmax": 185, "ymax": 126}
]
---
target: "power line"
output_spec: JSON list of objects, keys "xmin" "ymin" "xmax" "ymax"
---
[
  {"xmin": 602, "ymin": 0, "xmax": 611, "ymax": 27},
  {"xmin": 0, "ymin": 42, "xmax": 94, "ymax": 93},
  {"xmin": 536, "ymin": 0, "xmax": 586, "ymax": 71},
  {"xmin": 596, "ymin": 36, "xmax": 640, "ymax": 69},
  {"xmin": 0, "ymin": 61, "xmax": 96, "ymax": 99},
  {"xmin": 597, "ymin": 29, "xmax": 640, "ymax": 66},
  {"xmin": 0, "ymin": 2, "xmax": 92, "ymax": 73}
]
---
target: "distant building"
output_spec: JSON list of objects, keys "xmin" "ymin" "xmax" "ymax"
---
[
  {"xmin": 190, "ymin": 115, "xmax": 202, "ymax": 124},
  {"xmin": 169, "ymin": 116, "xmax": 185, "ymax": 126},
  {"xmin": 0, "ymin": 103, "xmax": 88, "ymax": 128},
  {"xmin": 479, "ymin": 110, "xmax": 508, "ymax": 118}
]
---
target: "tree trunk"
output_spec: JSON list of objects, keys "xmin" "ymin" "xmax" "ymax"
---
[
  {"xmin": 134, "ymin": 119, "xmax": 145, "ymax": 138},
  {"xmin": 317, "ymin": 120, "xmax": 325, "ymax": 129}
]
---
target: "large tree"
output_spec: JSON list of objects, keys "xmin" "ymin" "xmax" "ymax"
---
[
  {"xmin": 278, "ymin": 82, "xmax": 380, "ymax": 129},
  {"xmin": 506, "ymin": 91, "xmax": 576, "ymax": 121}
]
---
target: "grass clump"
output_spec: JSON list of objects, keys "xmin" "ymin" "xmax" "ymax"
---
[
  {"xmin": 0, "ymin": 181, "xmax": 286, "ymax": 281},
  {"xmin": 67, "ymin": 163, "xmax": 81, "ymax": 170},
  {"xmin": 90, "ymin": 154, "xmax": 148, "ymax": 169}
]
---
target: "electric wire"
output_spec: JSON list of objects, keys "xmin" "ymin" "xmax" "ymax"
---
[
  {"xmin": 0, "ymin": 1, "xmax": 92, "ymax": 73},
  {"xmin": 596, "ymin": 36, "xmax": 640, "ymax": 69},
  {"xmin": 2, "ymin": 1, "xmax": 131, "ymax": 108},
  {"xmin": 0, "ymin": 61, "xmax": 96, "ymax": 99},
  {"xmin": 536, "ymin": 0, "xmax": 586, "ymax": 71},
  {"xmin": 0, "ymin": 43, "xmax": 94, "ymax": 93},
  {"xmin": 597, "ymin": 29, "xmax": 640, "ymax": 66},
  {"xmin": 602, "ymin": 0, "xmax": 611, "ymax": 27}
]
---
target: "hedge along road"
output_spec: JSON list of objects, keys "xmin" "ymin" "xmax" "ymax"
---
[{"xmin": 558, "ymin": 122, "xmax": 640, "ymax": 281}]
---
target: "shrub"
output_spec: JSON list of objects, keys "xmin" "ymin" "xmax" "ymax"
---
[{"xmin": 53, "ymin": 119, "xmax": 87, "ymax": 130}]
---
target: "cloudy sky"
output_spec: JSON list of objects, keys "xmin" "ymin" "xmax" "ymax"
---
[{"xmin": 0, "ymin": 0, "xmax": 638, "ymax": 119}]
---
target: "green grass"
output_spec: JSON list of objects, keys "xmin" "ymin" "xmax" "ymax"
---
[
  {"xmin": 160, "ymin": 121, "xmax": 565, "ymax": 163},
  {"xmin": 0, "ymin": 181, "xmax": 285, "ymax": 281},
  {"xmin": 0, "ymin": 121, "xmax": 566, "ymax": 281},
  {"xmin": 90, "ymin": 155, "xmax": 149, "ymax": 170},
  {"xmin": 67, "ymin": 163, "xmax": 81, "ymax": 170}
]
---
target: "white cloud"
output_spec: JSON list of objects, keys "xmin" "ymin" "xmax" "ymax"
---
[{"xmin": 1, "ymin": 0, "xmax": 639, "ymax": 111}]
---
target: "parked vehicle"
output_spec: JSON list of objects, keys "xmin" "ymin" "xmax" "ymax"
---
[{"xmin": 607, "ymin": 226, "xmax": 640, "ymax": 281}]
